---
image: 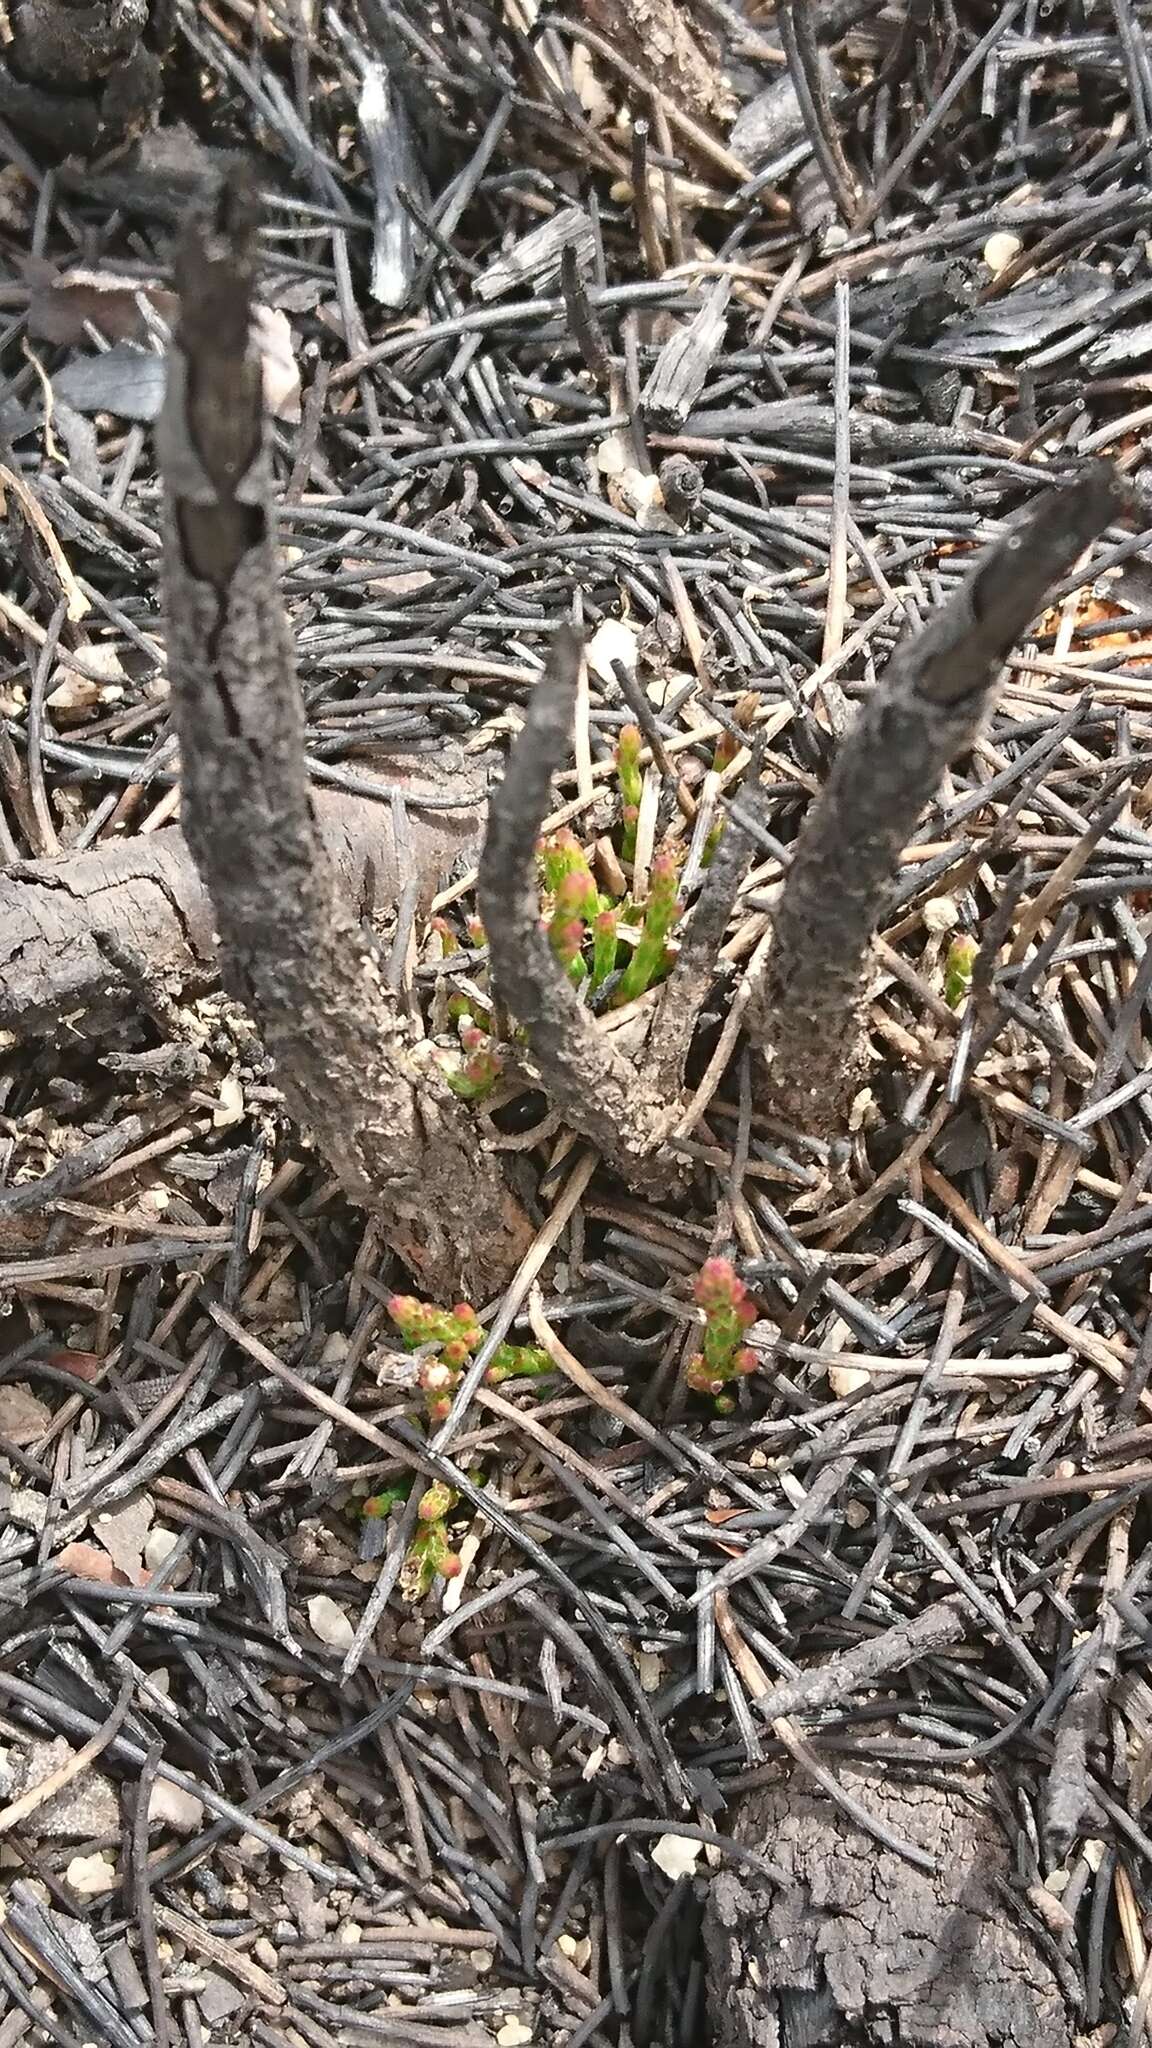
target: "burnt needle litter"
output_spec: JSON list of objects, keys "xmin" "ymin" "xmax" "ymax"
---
[{"xmin": 1, "ymin": 0, "xmax": 1152, "ymax": 2041}]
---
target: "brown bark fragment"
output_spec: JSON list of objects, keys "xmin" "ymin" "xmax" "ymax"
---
[
  {"xmin": 574, "ymin": 0, "xmax": 735, "ymax": 129},
  {"xmin": 707, "ymin": 1761, "xmax": 1074, "ymax": 2047}
]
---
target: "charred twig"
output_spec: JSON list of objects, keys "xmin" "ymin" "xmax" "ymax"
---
[
  {"xmin": 640, "ymin": 795, "xmax": 757, "ymax": 1098},
  {"xmin": 748, "ymin": 464, "xmax": 1129, "ymax": 1133},
  {"xmin": 748, "ymin": 1598, "xmax": 968, "ymax": 1725},
  {"xmin": 478, "ymin": 632, "xmax": 678, "ymax": 1190},
  {"xmin": 776, "ymin": 0, "xmax": 859, "ymax": 227},
  {"xmin": 157, "ymin": 166, "xmax": 531, "ymax": 1296}
]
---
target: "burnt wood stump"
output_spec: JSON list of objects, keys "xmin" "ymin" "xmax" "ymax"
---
[{"xmin": 706, "ymin": 1761, "xmax": 1074, "ymax": 2047}]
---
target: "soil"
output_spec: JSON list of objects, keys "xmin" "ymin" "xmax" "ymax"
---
[{"xmin": 0, "ymin": 4, "xmax": 1150, "ymax": 2046}]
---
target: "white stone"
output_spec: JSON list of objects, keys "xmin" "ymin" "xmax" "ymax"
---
[
  {"xmin": 8, "ymin": 1489, "xmax": 48, "ymax": 1531},
  {"xmin": 496, "ymin": 2021, "xmax": 533, "ymax": 2046},
  {"xmin": 93, "ymin": 1494, "xmax": 154, "ymax": 1577},
  {"xmin": 148, "ymin": 1779, "xmax": 204, "ymax": 1833},
  {"xmin": 65, "ymin": 1853, "xmax": 117, "ymax": 1896},
  {"xmin": 307, "ymin": 1594, "xmax": 355, "ymax": 1651},
  {"xmin": 922, "ymin": 895, "xmax": 960, "ymax": 933},
  {"xmin": 142, "ymin": 1526, "xmax": 190, "ymax": 1586},
  {"xmin": 650, "ymin": 1833, "xmax": 703, "ymax": 1881},
  {"xmin": 983, "ymin": 231, "xmax": 1022, "ymax": 275},
  {"xmin": 586, "ymin": 617, "xmax": 639, "ymax": 684}
]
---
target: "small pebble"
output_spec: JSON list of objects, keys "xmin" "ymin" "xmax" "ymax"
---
[
  {"xmin": 586, "ymin": 614, "xmax": 639, "ymax": 684},
  {"xmin": 651, "ymin": 1833, "xmax": 703, "ymax": 1881},
  {"xmin": 148, "ymin": 1779, "xmax": 204, "ymax": 1833},
  {"xmin": 983, "ymin": 230, "xmax": 1023, "ymax": 274},
  {"xmin": 0, "ymin": 1384, "xmax": 50, "ymax": 1445},
  {"xmin": 922, "ymin": 895, "xmax": 960, "ymax": 933},
  {"xmin": 307, "ymin": 1593, "xmax": 355, "ymax": 1651},
  {"xmin": 66, "ymin": 1852, "xmax": 117, "ymax": 1896}
]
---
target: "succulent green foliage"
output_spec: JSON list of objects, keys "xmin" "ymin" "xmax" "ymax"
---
[
  {"xmin": 611, "ymin": 851, "xmax": 681, "ymax": 1008},
  {"xmin": 590, "ymin": 905, "xmax": 619, "ymax": 992},
  {"xmin": 361, "ymin": 1484, "xmax": 406, "ymax": 1518},
  {"xmin": 485, "ymin": 1342, "xmax": 551, "ymax": 1385},
  {"xmin": 542, "ymin": 831, "xmax": 600, "ymax": 985},
  {"xmin": 387, "ymin": 1294, "xmax": 550, "ymax": 1423},
  {"xmin": 360, "ymin": 1479, "xmax": 463, "ymax": 1600},
  {"xmin": 402, "ymin": 1513, "xmax": 463, "ymax": 1598},
  {"xmin": 615, "ymin": 724, "xmax": 642, "ymax": 863},
  {"xmin": 684, "ymin": 1258, "xmax": 758, "ymax": 1413},
  {"xmin": 944, "ymin": 933, "xmax": 979, "ymax": 1008},
  {"xmin": 442, "ymin": 1018, "xmax": 503, "ymax": 1101}
]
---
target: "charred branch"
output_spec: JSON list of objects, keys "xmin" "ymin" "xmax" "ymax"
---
[
  {"xmin": 156, "ymin": 167, "xmax": 531, "ymax": 1297},
  {"xmin": 478, "ymin": 632, "xmax": 679, "ymax": 1192},
  {"xmin": 748, "ymin": 464, "xmax": 1129, "ymax": 1134},
  {"xmin": 0, "ymin": 785, "xmax": 482, "ymax": 1038}
]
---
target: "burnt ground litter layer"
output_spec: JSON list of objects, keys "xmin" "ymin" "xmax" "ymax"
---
[{"xmin": 3, "ymin": 0, "xmax": 1152, "ymax": 2042}]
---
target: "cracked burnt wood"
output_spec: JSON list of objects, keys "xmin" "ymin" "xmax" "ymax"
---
[
  {"xmin": 155, "ymin": 166, "xmax": 531, "ymax": 1299},
  {"xmin": 571, "ymin": 0, "xmax": 736, "ymax": 129},
  {"xmin": 707, "ymin": 1759, "xmax": 1075, "ymax": 2047},
  {"xmin": 0, "ymin": 781, "xmax": 481, "ymax": 1036}
]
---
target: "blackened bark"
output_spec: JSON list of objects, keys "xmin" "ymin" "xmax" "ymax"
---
[
  {"xmin": 478, "ymin": 632, "xmax": 679, "ymax": 1192},
  {"xmin": 0, "ymin": 0, "xmax": 166, "ymax": 158}
]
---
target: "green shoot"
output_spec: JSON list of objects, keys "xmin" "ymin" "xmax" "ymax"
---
[
  {"xmin": 442, "ymin": 1018, "xmax": 503, "ymax": 1101},
  {"xmin": 543, "ymin": 831, "xmax": 599, "ymax": 985},
  {"xmin": 362, "ymin": 1484, "xmax": 406, "ymax": 1518},
  {"xmin": 590, "ymin": 905, "xmax": 619, "ymax": 992},
  {"xmin": 360, "ymin": 1480, "xmax": 463, "ymax": 1600},
  {"xmin": 388, "ymin": 1296, "xmax": 482, "ymax": 1351},
  {"xmin": 550, "ymin": 870, "xmax": 592, "ymax": 983},
  {"xmin": 611, "ymin": 850, "xmax": 681, "ymax": 1008},
  {"xmin": 684, "ymin": 1258, "xmax": 758, "ymax": 1413},
  {"xmin": 485, "ymin": 1342, "xmax": 551, "ymax": 1385},
  {"xmin": 388, "ymin": 1294, "xmax": 551, "ymax": 1423},
  {"xmin": 615, "ymin": 725, "xmax": 642, "ymax": 864},
  {"xmin": 945, "ymin": 933, "xmax": 979, "ymax": 1008}
]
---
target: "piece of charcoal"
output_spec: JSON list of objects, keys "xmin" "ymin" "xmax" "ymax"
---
[
  {"xmin": 473, "ymin": 206, "xmax": 594, "ymax": 303},
  {"xmin": 358, "ymin": 60, "xmax": 425, "ymax": 309},
  {"xmin": 730, "ymin": 51, "xmax": 845, "ymax": 166},
  {"xmin": 642, "ymin": 281, "xmax": 732, "ymax": 427},
  {"xmin": 1085, "ymin": 320, "xmax": 1152, "ymax": 373}
]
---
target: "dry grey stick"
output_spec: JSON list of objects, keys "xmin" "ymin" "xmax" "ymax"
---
[
  {"xmin": 156, "ymin": 166, "xmax": 531, "ymax": 1298},
  {"xmin": 478, "ymin": 631, "xmax": 677, "ymax": 1191},
  {"xmin": 748, "ymin": 463, "xmax": 1129, "ymax": 1133},
  {"xmin": 749, "ymin": 1596, "xmax": 967, "ymax": 1724}
]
